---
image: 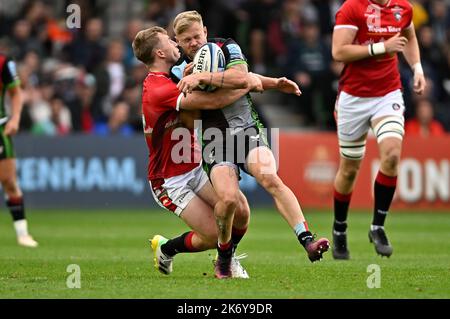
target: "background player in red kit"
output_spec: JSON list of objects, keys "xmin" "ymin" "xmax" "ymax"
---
[{"xmin": 331, "ymin": 0, "xmax": 426, "ymax": 259}]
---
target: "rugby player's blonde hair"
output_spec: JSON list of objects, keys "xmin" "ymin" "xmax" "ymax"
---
[
  {"xmin": 173, "ymin": 10, "xmax": 203, "ymax": 35},
  {"xmin": 132, "ymin": 26, "xmax": 167, "ymax": 65}
]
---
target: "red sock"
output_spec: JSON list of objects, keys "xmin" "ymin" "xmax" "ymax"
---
[
  {"xmin": 184, "ymin": 231, "xmax": 199, "ymax": 252},
  {"xmin": 217, "ymin": 240, "xmax": 233, "ymax": 258},
  {"xmin": 161, "ymin": 231, "xmax": 200, "ymax": 256},
  {"xmin": 6, "ymin": 196, "xmax": 25, "ymax": 221},
  {"xmin": 373, "ymin": 171, "xmax": 397, "ymax": 226},
  {"xmin": 231, "ymin": 226, "xmax": 247, "ymax": 247},
  {"xmin": 333, "ymin": 189, "xmax": 352, "ymax": 232}
]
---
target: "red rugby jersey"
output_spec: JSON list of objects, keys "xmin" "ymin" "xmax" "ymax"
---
[
  {"xmin": 142, "ymin": 72, "xmax": 200, "ymax": 180},
  {"xmin": 335, "ymin": 0, "xmax": 413, "ymax": 97}
]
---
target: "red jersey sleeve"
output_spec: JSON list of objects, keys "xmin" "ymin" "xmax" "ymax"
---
[
  {"xmin": 405, "ymin": 3, "xmax": 413, "ymax": 28},
  {"xmin": 335, "ymin": 0, "xmax": 360, "ymax": 30}
]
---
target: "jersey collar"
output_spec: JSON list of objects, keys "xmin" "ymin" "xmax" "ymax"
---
[
  {"xmin": 368, "ymin": 0, "xmax": 391, "ymax": 8},
  {"xmin": 148, "ymin": 71, "xmax": 170, "ymax": 77}
]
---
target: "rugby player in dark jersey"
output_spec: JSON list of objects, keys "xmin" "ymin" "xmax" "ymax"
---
[{"xmin": 0, "ymin": 54, "xmax": 38, "ymax": 247}]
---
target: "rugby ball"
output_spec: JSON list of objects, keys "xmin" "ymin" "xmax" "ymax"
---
[{"xmin": 192, "ymin": 42, "xmax": 226, "ymax": 91}]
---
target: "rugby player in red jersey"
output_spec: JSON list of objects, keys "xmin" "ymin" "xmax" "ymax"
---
[{"xmin": 331, "ymin": 0, "xmax": 426, "ymax": 259}]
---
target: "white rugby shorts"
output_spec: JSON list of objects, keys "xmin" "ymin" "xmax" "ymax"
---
[
  {"xmin": 335, "ymin": 89, "xmax": 405, "ymax": 142},
  {"xmin": 149, "ymin": 164, "xmax": 209, "ymax": 216}
]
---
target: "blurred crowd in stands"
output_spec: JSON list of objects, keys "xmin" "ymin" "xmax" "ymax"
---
[{"xmin": 0, "ymin": 0, "xmax": 449, "ymax": 136}]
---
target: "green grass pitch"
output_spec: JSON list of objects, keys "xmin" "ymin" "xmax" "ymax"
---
[{"xmin": 0, "ymin": 208, "xmax": 449, "ymax": 299}]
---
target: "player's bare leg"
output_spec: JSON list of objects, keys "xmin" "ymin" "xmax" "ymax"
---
[
  {"xmin": 197, "ymin": 181, "xmax": 250, "ymax": 246},
  {"xmin": 247, "ymin": 147, "xmax": 304, "ymax": 227},
  {"xmin": 334, "ymin": 158, "xmax": 363, "ymax": 194},
  {"xmin": 368, "ymin": 116, "xmax": 404, "ymax": 257},
  {"xmin": 180, "ymin": 196, "xmax": 219, "ymax": 250},
  {"xmin": 210, "ymin": 165, "xmax": 241, "ymax": 278},
  {"xmin": 150, "ymin": 194, "xmax": 218, "ymax": 275},
  {"xmin": 247, "ymin": 146, "xmax": 329, "ymax": 262},
  {"xmin": 332, "ymin": 133, "xmax": 367, "ymax": 260},
  {"xmin": 151, "ymin": 185, "xmax": 250, "ymax": 277},
  {"xmin": 0, "ymin": 159, "xmax": 38, "ymax": 248},
  {"xmin": 196, "ymin": 182, "xmax": 250, "ymax": 278},
  {"xmin": 332, "ymin": 157, "xmax": 362, "ymax": 259},
  {"xmin": 0, "ymin": 159, "xmax": 22, "ymax": 199},
  {"xmin": 234, "ymin": 191, "xmax": 250, "ymax": 237}
]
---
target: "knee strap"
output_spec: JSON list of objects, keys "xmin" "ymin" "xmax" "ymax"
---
[
  {"xmin": 339, "ymin": 140, "xmax": 366, "ymax": 160},
  {"xmin": 373, "ymin": 116, "xmax": 404, "ymax": 143}
]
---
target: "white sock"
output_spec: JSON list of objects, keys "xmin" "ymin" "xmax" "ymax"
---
[
  {"xmin": 14, "ymin": 219, "xmax": 29, "ymax": 237},
  {"xmin": 371, "ymin": 225, "xmax": 384, "ymax": 231}
]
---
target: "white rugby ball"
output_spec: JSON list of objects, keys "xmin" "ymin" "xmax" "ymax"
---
[{"xmin": 192, "ymin": 42, "xmax": 226, "ymax": 91}]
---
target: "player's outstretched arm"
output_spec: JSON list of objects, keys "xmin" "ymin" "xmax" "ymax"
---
[
  {"xmin": 332, "ymin": 28, "xmax": 408, "ymax": 63},
  {"xmin": 251, "ymin": 73, "xmax": 301, "ymax": 96},
  {"xmin": 222, "ymin": 63, "xmax": 295, "ymax": 94},
  {"xmin": 401, "ymin": 24, "xmax": 426, "ymax": 95}
]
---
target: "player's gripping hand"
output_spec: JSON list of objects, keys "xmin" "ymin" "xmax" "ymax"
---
[
  {"xmin": 413, "ymin": 66, "xmax": 426, "ymax": 95},
  {"xmin": 384, "ymin": 33, "xmax": 408, "ymax": 54},
  {"xmin": 183, "ymin": 62, "xmax": 194, "ymax": 77},
  {"xmin": 177, "ymin": 72, "xmax": 203, "ymax": 95},
  {"xmin": 4, "ymin": 117, "xmax": 19, "ymax": 136},
  {"xmin": 276, "ymin": 77, "xmax": 302, "ymax": 96}
]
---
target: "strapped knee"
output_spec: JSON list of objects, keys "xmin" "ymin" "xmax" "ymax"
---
[
  {"xmin": 373, "ymin": 116, "xmax": 404, "ymax": 143},
  {"xmin": 339, "ymin": 140, "xmax": 366, "ymax": 160}
]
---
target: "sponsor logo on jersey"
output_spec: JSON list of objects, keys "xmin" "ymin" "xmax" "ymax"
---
[
  {"xmin": 367, "ymin": 25, "xmax": 402, "ymax": 33},
  {"xmin": 165, "ymin": 118, "xmax": 180, "ymax": 129},
  {"xmin": 226, "ymin": 44, "xmax": 244, "ymax": 61},
  {"xmin": 392, "ymin": 5, "xmax": 403, "ymax": 22}
]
